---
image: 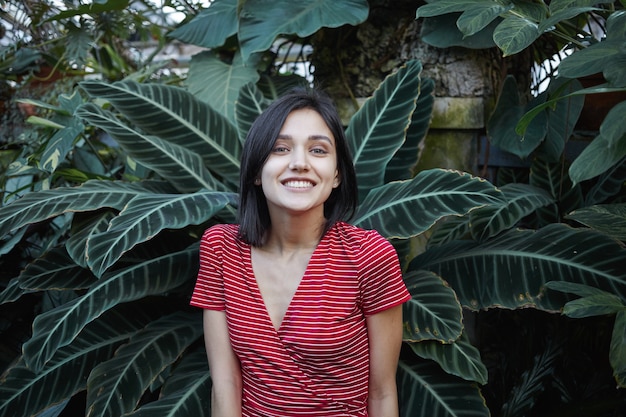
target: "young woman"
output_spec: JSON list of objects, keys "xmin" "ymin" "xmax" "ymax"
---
[{"xmin": 190, "ymin": 88, "xmax": 411, "ymax": 416}]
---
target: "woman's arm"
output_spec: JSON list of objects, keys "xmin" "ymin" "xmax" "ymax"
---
[
  {"xmin": 366, "ymin": 304, "xmax": 404, "ymax": 417},
  {"xmin": 203, "ymin": 309, "xmax": 242, "ymax": 417}
]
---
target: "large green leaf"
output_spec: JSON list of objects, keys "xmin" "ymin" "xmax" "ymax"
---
[
  {"xmin": 167, "ymin": 0, "xmax": 238, "ymax": 48},
  {"xmin": 353, "ymin": 169, "xmax": 502, "ymax": 239},
  {"xmin": 0, "ymin": 277, "xmax": 28, "ymax": 304},
  {"xmin": 566, "ymin": 203, "xmax": 626, "ymax": 241},
  {"xmin": 487, "ymin": 76, "xmax": 548, "ymax": 159},
  {"xmin": 186, "ymin": 51, "xmax": 260, "ymax": 123},
  {"xmin": 469, "ymin": 183, "xmax": 554, "ymax": 241},
  {"xmin": 402, "ymin": 270, "xmax": 463, "ymax": 343},
  {"xmin": 86, "ymin": 191, "xmax": 237, "ymax": 277},
  {"xmin": 606, "ymin": 9, "xmax": 626, "ymax": 39},
  {"xmin": 39, "ymin": 96, "xmax": 85, "ymax": 173},
  {"xmin": 0, "ymin": 180, "xmax": 175, "ymax": 237},
  {"xmin": 558, "ymin": 39, "xmax": 626, "ymax": 81},
  {"xmin": 65, "ymin": 19, "xmax": 97, "ymax": 67},
  {"xmin": 548, "ymin": 0, "xmax": 612, "ymax": 13},
  {"xmin": 397, "ymin": 359, "xmax": 489, "ymax": 417},
  {"xmin": 427, "ymin": 216, "xmax": 472, "ymax": 247},
  {"xmin": 545, "ymin": 280, "xmax": 625, "ymax": 317},
  {"xmin": 413, "ymin": 224, "xmax": 626, "ymax": 311},
  {"xmin": 385, "ymin": 77, "xmax": 434, "ymax": 182},
  {"xmin": 22, "ymin": 245, "xmax": 198, "ymax": 372},
  {"xmin": 79, "ymin": 81, "xmax": 242, "ymax": 187},
  {"xmin": 509, "ymin": 0, "xmax": 548, "ymax": 22},
  {"xmin": 66, "ymin": 211, "xmax": 116, "ymax": 268},
  {"xmin": 17, "ymin": 247, "xmax": 96, "ymax": 291},
  {"xmin": 408, "ymin": 331, "xmax": 488, "ymax": 385},
  {"xmin": 0, "ymin": 305, "xmax": 157, "ymax": 417},
  {"xmin": 569, "ymin": 101, "xmax": 626, "ymax": 184},
  {"xmin": 235, "ymin": 82, "xmax": 271, "ymax": 145},
  {"xmin": 514, "ymin": 85, "xmax": 626, "ymax": 137},
  {"xmin": 457, "ymin": 3, "xmax": 512, "ymax": 37},
  {"xmin": 238, "ymin": 0, "xmax": 369, "ymax": 60},
  {"xmin": 563, "ymin": 293, "xmax": 624, "ymax": 318},
  {"xmin": 0, "ymin": 226, "xmax": 26, "ymax": 256},
  {"xmin": 420, "ymin": 13, "xmax": 498, "ymax": 49},
  {"xmin": 87, "ymin": 312, "xmax": 202, "ymax": 417},
  {"xmin": 415, "ymin": 0, "xmax": 492, "ymax": 18},
  {"xmin": 539, "ymin": 78, "xmax": 584, "ymax": 163},
  {"xmin": 77, "ymin": 103, "xmax": 224, "ymax": 192},
  {"xmin": 603, "ymin": 10, "xmax": 626, "ymax": 86},
  {"xmin": 421, "ymin": 9, "xmax": 500, "ymax": 49},
  {"xmin": 346, "ymin": 60, "xmax": 423, "ymax": 199},
  {"xmin": 493, "ymin": 15, "xmax": 540, "ymax": 56},
  {"xmin": 539, "ymin": 6, "xmax": 599, "ymax": 31},
  {"xmin": 543, "ymin": 280, "xmax": 612, "ymax": 298},
  {"xmin": 530, "ymin": 157, "xmax": 583, "ymax": 225},
  {"xmin": 584, "ymin": 157, "xmax": 626, "ymax": 206},
  {"xmin": 125, "ymin": 350, "xmax": 211, "ymax": 416},
  {"xmin": 77, "ymin": 103, "xmax": 223, "ymax": 192}
]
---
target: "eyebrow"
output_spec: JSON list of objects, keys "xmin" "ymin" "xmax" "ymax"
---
[{"xmin": 276, "ymin": 134, "xmax": 334, "ymax": 145}]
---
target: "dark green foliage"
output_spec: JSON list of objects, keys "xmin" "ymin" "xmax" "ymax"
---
[{"xmin": 1, "ymin": 1, "xmax": 625, "ymax": 416}]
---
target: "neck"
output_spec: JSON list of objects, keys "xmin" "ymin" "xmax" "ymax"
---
[{"xmin": 264, "ymin": 211, "xmax": 327, "ymax": 254}]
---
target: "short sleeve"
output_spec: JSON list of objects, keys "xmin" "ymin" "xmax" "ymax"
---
[
  {"xmin": 358, "ymin": 230, "xmax": 411, "ymax": 316},
  {"xmin": 190, "ymin": 225, "xmax": 226, "ymax": 310}
]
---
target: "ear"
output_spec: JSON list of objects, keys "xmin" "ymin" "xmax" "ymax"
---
[{"xmin": 333, "ymin": 171, "xmax": 340, "ymax": 188}]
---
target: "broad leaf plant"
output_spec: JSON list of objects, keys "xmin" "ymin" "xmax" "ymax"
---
[{"xmin": 1, "ymin": 1, "xmax": 625, "ymax": 416}]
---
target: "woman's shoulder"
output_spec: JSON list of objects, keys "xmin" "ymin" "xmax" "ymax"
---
[
  {"xmin": 201, "ymin": 223, "xmax": 241, "ymax": 245},
  {"xmin": 331, "ymin": 221, "xmax": 386, "ymax": 247},
  {"xmin": 330, "ymin": 223, "xmax": 399, "ymax": 276},
  {"xmin": 333, "ymin": 221, "xmax": 383, "ymax": 236}
]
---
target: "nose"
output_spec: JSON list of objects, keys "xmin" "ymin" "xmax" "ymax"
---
[{"xmin": 288, "ymin": 147, "xmax": 309, "ymax": 171}]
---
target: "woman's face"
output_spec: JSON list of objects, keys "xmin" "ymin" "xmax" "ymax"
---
[{"xmin": 259, "ymin": 108, "xmax": 340, "ymax": 219}]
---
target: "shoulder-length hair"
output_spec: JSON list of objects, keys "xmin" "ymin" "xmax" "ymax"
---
[{"xmin": 237, "ymin": 88, "xmax": 358, "ymax": 247}]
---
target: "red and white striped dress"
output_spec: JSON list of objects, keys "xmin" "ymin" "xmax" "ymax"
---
[{"xmin": 190, "ymin": 221, "xmax": 411, "ymax": 416}]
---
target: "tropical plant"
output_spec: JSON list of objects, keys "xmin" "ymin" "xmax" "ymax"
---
[
  {"xmin": 0, "ymin": 0, "xmax": 174, "ymax": 81},
  {"xmin": 415, "ymin": 0, "xmax": 626, "ymax": 414},
  {"xmin": 415, "ymin": 0, "xmax": 626, "ymax": 183},
  {"xmin": 0, "ymin": 0, "xmax": 190, "ymax": 297},
  {"xmin": 0, "ymin": 1, "xmax": 625, "ymax": 417}
]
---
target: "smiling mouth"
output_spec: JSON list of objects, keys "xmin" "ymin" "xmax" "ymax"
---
[{"xmin": 283, "ymin": 180, "xmax": 314, "ymax": 189}]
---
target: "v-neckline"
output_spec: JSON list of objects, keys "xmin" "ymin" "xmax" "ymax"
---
[{"xmin": 247, "ymin": 233, "xmax": 327, "ymax": 334}]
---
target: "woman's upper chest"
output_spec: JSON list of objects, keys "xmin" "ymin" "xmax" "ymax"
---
[
  {"xmin": 251, "ymin": 247, "xmax": 313, "ymax": 331},
  {"xmin": 227, "ymin": 241, "xmax": 365, "ymax": 350}
]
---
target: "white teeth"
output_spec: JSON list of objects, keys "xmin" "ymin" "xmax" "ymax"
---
[{"xmin": 284, "ymin": 180, "xmax": 313, "ymax": 189}]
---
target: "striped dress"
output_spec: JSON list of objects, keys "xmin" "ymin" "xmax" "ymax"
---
[{"xmin": 190, "ymin": 221, "xmax": 411, "ymax": 416}]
